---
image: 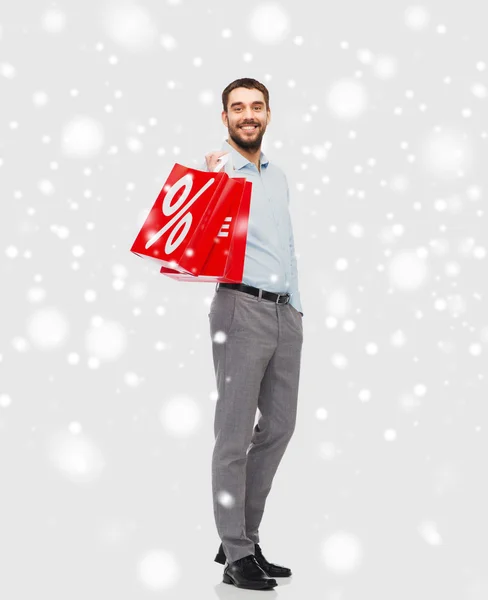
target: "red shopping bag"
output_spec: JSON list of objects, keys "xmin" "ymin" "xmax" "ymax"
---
[
  {"xmin": 130, "ymin": 162, "xmax": 252, "ymax": 283},
  {"xmin": 159, "ymin": 176, "xmax": 251, "ymax": 283}
]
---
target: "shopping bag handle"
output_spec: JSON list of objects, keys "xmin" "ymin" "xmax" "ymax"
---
[{"xmin": 213, "ymin": 152, "xmax": 235, "ymax": 175}]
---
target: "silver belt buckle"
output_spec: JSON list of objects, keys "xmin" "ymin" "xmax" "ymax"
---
[{"xmin": 276, "ymin": 293, "xmax": 289, "ymax": 304}]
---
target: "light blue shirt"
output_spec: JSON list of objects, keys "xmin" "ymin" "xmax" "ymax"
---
[{"xmin": 199, "ymin": 138, "xmax": 303, "ymax": 315}]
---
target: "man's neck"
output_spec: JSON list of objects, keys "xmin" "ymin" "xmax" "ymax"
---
[{"xmin": 226, "ymin": 137, "xmax": 261, "ymax": 172}]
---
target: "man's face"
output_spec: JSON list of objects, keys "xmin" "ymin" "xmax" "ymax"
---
[{"xmin": 222, "ymin": 87, "xmax": 270, "ymax": 151}]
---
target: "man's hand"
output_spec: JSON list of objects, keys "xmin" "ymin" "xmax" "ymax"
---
[{"xmin": 205, "ymin": 150, "xmax": 229, "ymax": 172}]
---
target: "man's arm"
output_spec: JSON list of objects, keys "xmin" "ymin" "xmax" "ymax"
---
[{"xmin": 286, "ymin": 179, "xmax": 303, "ymax": 317}]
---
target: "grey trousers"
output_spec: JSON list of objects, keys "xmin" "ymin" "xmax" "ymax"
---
[{"xmin": 208, "ymin": 283, "xmax": 303, "ymax": 564}]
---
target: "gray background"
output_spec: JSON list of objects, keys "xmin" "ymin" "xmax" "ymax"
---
[{"xmin": 1, "ymin": 1, "xmax": 487, "ymax": 598}]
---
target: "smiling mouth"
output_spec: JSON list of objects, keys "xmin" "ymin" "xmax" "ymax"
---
[{"xmin": 240, "ymin": 125, "xmax": 258, "ymax": 131}]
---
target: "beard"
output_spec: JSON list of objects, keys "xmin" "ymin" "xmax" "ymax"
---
[{"xmin": 228, "ymin": 122, "xmax": 266, "ymax": 151}]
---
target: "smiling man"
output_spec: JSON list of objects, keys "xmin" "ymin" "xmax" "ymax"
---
[{"xmin": 203, "ymin": 78, "xmax": 303, "ymax": 591}]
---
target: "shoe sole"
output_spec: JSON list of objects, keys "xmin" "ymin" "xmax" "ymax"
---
[{"xmin": 223, "ymin": 572, "xmax": 276, "ymax": 589}]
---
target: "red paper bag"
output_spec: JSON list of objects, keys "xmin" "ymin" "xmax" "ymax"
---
[
  {"xmin": 130, "ymin": 162, "xmax": 252, "ymax": 283},
  {"xmin": 159, "ymin": 175, "xmax": 251, "ymax": 283}
]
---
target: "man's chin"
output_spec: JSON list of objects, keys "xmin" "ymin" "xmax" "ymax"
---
[{"xmin": 230, "ymin": 131, "xmax": 263, "ymax": 151}]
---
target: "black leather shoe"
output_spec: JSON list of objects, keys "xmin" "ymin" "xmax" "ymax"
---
[
  {"xmin": 215, "ymin": 542, "xmax": 292, "ymax": 577},
  {"xmin": 214, "ymin": 542, "xmax": 227, "ymax": 565},
  {"xmin": 254, "ymin": 542, "xmax": 292, "ymax": 577},
  {"xmin": 223, "ymin": 554, "xmax": 277, "ymax": 590}
]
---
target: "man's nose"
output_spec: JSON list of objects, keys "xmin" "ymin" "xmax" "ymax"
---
[{"xmin": 241, "ymin": 108, "xmax": 255, "ymax": 120}]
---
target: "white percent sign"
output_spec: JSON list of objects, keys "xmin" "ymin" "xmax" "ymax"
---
[{"xmin": 145, "ymin": 173, "xmax": 216, "ymax": 254}]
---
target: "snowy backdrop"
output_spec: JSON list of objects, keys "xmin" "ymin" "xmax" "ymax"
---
[{"xmin": 1, "ymin": 1, "xmax": 487, "ymax": 599}]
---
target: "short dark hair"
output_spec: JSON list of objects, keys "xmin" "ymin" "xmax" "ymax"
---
[{"xmin": 222, "ymin": 78, "xmax": 270, "ymax": 113}]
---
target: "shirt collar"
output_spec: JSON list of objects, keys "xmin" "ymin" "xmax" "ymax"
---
[{"xmin": 221, "ymin": 138, "xmax": 269, "ymax": 171}]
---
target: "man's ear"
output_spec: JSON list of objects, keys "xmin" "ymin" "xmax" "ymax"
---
[{"xmin": 221, "ymin": 111, "xmax": 228, "ymax": 127}]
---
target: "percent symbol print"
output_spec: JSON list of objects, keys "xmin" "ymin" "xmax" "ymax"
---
[{"xmin": 145, "ymin": 173, "xmax": 216, "ymax": 254}]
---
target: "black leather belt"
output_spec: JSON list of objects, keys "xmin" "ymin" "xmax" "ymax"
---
[{"xmin": 217, "ymin": 282, "xmax": 291, "ymax": 305}]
